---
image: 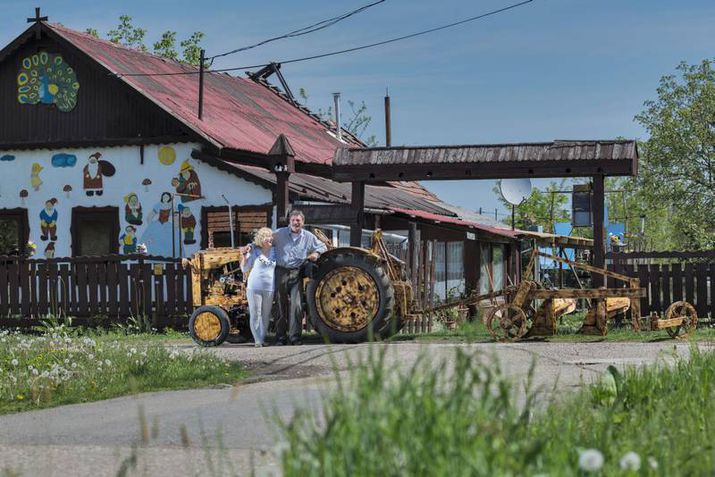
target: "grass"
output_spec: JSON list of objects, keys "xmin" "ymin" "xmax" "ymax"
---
[
  {"xmin": 278, "ymin": 344, "xmax": 715, "ymax": 476},
  {"xmin": 393, "ymin": 311, "xmax": 715, "ymax": 343},
  {"xmin": 0, "ymin": 326, "xmax": 245, "ymax": 415}
]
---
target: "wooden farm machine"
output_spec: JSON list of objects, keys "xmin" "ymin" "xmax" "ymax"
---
[
  {"xmin": 184, "ymin": 230, "xmax": 413, "ymax": 346},
  {"xmin": 426, "ymin": 250, "xmax": 698, "ymax": 341}
]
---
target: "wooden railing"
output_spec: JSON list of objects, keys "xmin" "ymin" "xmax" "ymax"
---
[{"xmin": 608, "ymin": 251, "xmax": 714, "ymax": 318}]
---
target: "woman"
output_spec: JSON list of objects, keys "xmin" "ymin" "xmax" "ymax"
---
[
  {"xmin": 239, "ymin": 227, "xmax": 276, "ymax": 347},
  {"xmin": 139, "ymin": 192, "xmax": 174, "ymax": 257}
]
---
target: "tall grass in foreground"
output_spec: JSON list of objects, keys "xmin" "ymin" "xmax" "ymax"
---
[{"xmin": 279, "ymin": 346, "xmax": 715, "ymax": 476}]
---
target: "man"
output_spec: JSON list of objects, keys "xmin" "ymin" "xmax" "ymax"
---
[
  {"xmin": 171, "ymin": 160, "xmax": 202, "ymax": 203},
  {"xmin": 272, "ymin": 209, "xmax": 327, "ymax": 345}
]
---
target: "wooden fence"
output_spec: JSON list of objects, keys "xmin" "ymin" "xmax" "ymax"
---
[
  {"xmin": 0, "ymin": 254, "xmax": 193, "ymax": 328},
  {"xmin": 608, "ymin": 251, "xmax": 715, "ymax": 319}
]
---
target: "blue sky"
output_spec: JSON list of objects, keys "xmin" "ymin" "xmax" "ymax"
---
[{"xmin": 2, "ymin": 0, "xmax": 713, "ymax": 217}]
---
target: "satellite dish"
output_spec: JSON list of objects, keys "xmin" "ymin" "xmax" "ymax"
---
[{"xmin": 499, "ymin": 178, "xmax": 532, "ymax": 205}]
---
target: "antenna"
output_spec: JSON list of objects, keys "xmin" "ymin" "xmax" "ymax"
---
[{"xmin": 499, "ymin": 178, "xmax": 532, "ymax": 230}]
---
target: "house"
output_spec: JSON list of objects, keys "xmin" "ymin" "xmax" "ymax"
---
[{"xmin": 0, "ymin": 16, "xmax": 525, "ymax": 307}]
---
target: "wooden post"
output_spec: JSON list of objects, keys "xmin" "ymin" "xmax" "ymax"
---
[
  {"xmin": 275, "ymin": 171, "xmax": 290, "ymax": 227},
  {"xmin": 268, "ymin": 135, "xmax": 295, "ymax": 228},
  {"xmin": 408, "ymin": 222, "xmax": 419, "ymax": 287},
  {"xmin": 592, "ymin": 174, "xmax": 605, "ymax": 287},
  {"xmin": 350, "ymin": 181, "xmax": 365, "ymax": 246}
]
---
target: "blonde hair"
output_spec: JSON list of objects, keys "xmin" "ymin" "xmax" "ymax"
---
[{"xmin": 253, "ymin": 227, "xmax": 274, "ymax": 246}]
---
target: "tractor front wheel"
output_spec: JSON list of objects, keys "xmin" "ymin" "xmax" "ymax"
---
[{"xmin": 189, "ymin": 305, "xmax": 230, "ymax": 347}]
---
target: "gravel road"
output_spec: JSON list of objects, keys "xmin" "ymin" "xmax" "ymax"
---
[{"xmin": 0, "ymin": 340, "xmax": 707, "ymax": 476}]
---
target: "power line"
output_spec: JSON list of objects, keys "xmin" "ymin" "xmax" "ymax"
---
[
  {"xmin": 208, "ymin": 0, "xmax": 386, "ymax": 61},
  {"xmin": 115, "ymin": 0, "xmax": 534, "ymax": 78}
]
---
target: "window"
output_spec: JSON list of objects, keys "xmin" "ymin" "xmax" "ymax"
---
[
  {"xmin": 479, "ymin": 243, "xmax": 507, "ymax": 293},
  {"xmin": 201, "ymin": 206, "xmax": 271, "ymax": 248},
  {"xmin": 71, "ymin": 207, "xmax": 119, "ymax": 256},
  {"xmin": 0, "ymin": 209, "xmax": 29, "ymax": 255}
]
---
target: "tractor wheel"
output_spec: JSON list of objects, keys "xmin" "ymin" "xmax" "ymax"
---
[
  {"xmin": 306, "ymin": 252, "xmax": 396, "ymax": 343},
  {"xmin": 189, "ymin": 305, "xmax": 230, "ymax": 347},
  {"xmin": 664, "ymin": 301, "xmax": 697, "ymax": 339}
]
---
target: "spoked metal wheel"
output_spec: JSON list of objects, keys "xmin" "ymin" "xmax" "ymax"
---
[
  {"xmin": 486, "ymin": 303, "xmax": 529, "ymax": 342},
  {"xmin": 664, "ymin": 301, "xmax": 697, "ymax": 339}
]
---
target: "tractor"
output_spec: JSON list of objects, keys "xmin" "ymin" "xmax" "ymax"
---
[{"xmin": 183, "ymin": 230, "xmax": 413, "ymax": 346}]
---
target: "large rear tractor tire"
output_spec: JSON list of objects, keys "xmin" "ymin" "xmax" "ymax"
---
[
  {"xmin": 189, "ymin": 305, "xmax": 230, "ymax": 347},
  {"xmin": 306, "ymin": 252, "xmax": 397, "ymax": 343}
]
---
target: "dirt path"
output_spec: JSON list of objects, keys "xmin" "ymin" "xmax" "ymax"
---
[{"xmin": 0, "ymin": 340, "xmax": 704, "ymax": 476}]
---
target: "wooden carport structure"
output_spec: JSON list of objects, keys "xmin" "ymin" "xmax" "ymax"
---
[{"xmin": 333, "ymin": 140, "xmax": 639, "ymax": 287}]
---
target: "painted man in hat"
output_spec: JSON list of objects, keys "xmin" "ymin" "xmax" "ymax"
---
[
  {"xmin": 171, "ymin": 160, "xmax": 202, "ymax": 203},
  {"xmin": 178, "ymin": 204, "xmax": 197, "ymax": 245},
  {"xmin": 39, "ymin": 198, "xmax": 58, "ymax": 241},
  {"xmin": 83, "ymin": 152, "xmax": 105, "ymax": 196}
]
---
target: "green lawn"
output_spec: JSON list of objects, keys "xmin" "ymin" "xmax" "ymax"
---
[
  {"xmin": 0, "ymin": 327, "xmax": 244, "ymax": 415},
  {"xmin": 392, "ymin": 311, "xmax": 715, "ymax": 343}
]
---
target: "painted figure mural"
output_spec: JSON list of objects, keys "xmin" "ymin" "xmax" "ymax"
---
[
  {"xmin": 44, "ymin": 242, "xmax": 55, "ymax": 258},
  {"xmin": 30, "ymin": 162, "xmax": 43, "ymax": 191},
  {"xmin": 83, "ymin": 152, "xmax": 115, "ymax": 196},
  {"xmin": 17, "ymin": 53, "xmax": 80, "ymax": 112},
  {"xmin": 39, "ymin": 198, "xmax": 58, "ymax": 241},
  {"xmin": 123, "ymin": 192, "xmax": 143, "ymax": 225},
  {"xmin": 172, "ymin": 160, "xmax": 201, "ymax": 202},
  {"xmin": 120, "ymin": 225, "xmax": 138, "ymax": 254},
  {"xmin": 139, "ymin": 192, "xmax": 175, "ymax": 257},
  {"xmin": 178, "ymin": 205, "xmax": 197, "ymax": 245}
]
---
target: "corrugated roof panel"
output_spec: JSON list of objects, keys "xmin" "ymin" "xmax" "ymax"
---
[{"xmin": 48, "ymin": 23, "xmax": 362, "ymax": 165}]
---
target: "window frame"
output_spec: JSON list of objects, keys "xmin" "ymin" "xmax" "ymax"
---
[
  {"xmin": 70, "ymin": 206, "xmax": 120, "ymax": 257},
  {"xmin": 200, "ymin": 204, "xmax": 273, "ymax": 249},
  {"xmin": 0, "ymin": 208, "xmax": 30, "ymax": 256}
]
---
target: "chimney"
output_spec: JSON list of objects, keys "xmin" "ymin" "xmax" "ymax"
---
[{"xmin": 333, "ymin": 92, "xmax": 342, "ymax": 141}]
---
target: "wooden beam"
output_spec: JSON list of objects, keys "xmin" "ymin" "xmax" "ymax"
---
[
  {"xmin": 332, "ymin": 159, "xmax": 636, "ymax": 182},
  {"xmin": 275, "ymin": 172, "xmax": 290, "ymax": 227},
  {"xmin": 592, "ymin": 174, "xmax": 605, "ymax": 287},
  {"xmin": 350, "ymin": 181, "xmax": 365, "ymax": 246}
]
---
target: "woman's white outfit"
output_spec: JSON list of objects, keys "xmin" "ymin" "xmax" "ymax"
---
[{"xmin": 241, "ymin": 247, "xmax": 276, "ymax": 346}]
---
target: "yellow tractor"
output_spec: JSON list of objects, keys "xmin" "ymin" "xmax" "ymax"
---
[{"xmin": 183, "ymin": 231, "xmax": 413, "ymax": 346}]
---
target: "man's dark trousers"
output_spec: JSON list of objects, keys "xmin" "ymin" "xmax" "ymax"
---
[{"xmin": 275, "ymin": 266, "xmax": 302, "ymax": 343}]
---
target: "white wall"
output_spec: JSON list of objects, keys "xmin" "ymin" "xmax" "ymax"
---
[{"xmin": 0, "ymin": 143, "xmax": 272, "ymax": 258}]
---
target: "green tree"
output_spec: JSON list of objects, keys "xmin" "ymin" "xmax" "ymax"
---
[
  {"xmin": 152, "ymin": 31, "xmax": 178, "ymax": 61},
  {"xmin": 96, "ymin": 16, "xmax": 205, "ymax": 65},
  {"xmin": 180, "ymin": 32, "xmax": 206, "ymax": 66},
  {"xmin": 634, "ymin": 59, "xmax": 715, "ymax": 250},
  {"xmin": 107, "ymin": 15, "xmax": 147, "ymax": 51},
  {"xmin": 298, "ymin": 89, "xmax": 378, "ymax": 146},
  {"xmin": 494, "ymin": 180, "xmax": 570, "ymax": 233}
]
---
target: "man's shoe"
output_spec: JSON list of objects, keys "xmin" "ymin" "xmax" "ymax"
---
[
  {"xmin": 274, "ymin": 337, "xmax": 288, "ymax": 346},
  {"xmin": 290, "ymin": 339, "xmax": 303, "ymax": 346}
]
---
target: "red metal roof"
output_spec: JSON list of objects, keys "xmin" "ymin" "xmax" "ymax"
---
[
  {"xmin": 389, "ymin": 208, "xmax": 519, "ymax": 239},
  {"xmin": 47, "ymin": 23, "xmax": 362, "ymax": 165}
]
